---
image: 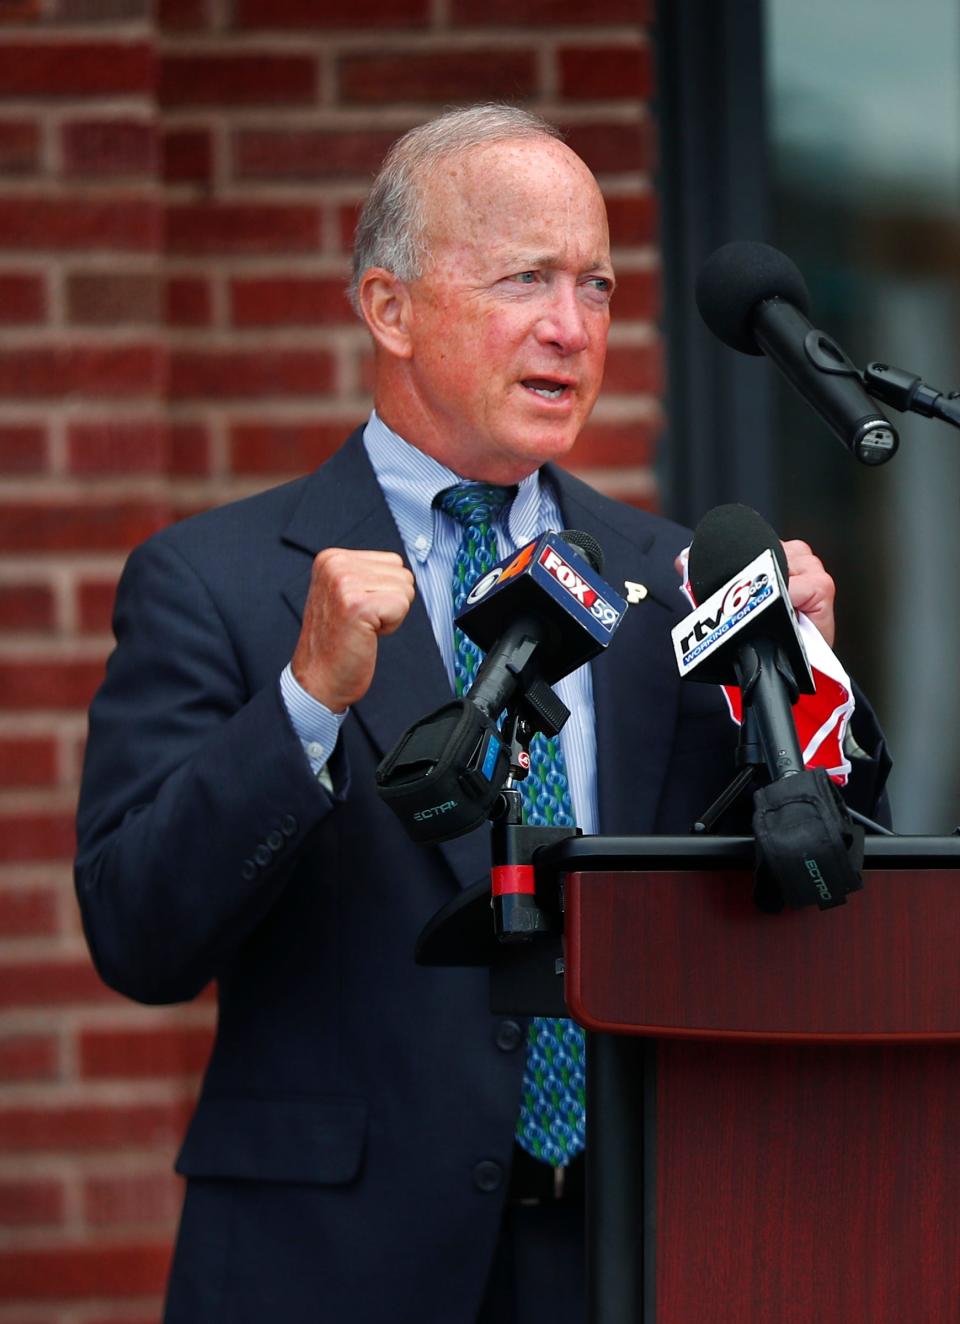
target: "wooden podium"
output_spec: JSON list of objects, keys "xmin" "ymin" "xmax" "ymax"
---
[
  {"xmin": 552, "ymin": 833, "xmax": 960, "ymax": 1324},
  {"xmin": 422, "ymin": 833, "xmax": 960, "ymax": 1323}
]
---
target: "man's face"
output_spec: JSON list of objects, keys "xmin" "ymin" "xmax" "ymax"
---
[{"xmin": 389, "ymin": 138, "xmax": 614, "ymax": 484}]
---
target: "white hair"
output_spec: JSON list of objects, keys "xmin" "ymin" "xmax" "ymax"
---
[{"xmin": 347, "ymin": 103, "xmax": 563, "ymax": 315}]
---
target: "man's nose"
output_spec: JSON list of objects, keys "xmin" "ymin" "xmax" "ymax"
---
[{"xmin": 535, "ymin": 285, "xmax": 590, "ymax": 354}]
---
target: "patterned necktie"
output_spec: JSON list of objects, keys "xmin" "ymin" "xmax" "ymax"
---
[{"xmin": 436, "ymin": 482, "xmax": 586, "ymax": 1166}]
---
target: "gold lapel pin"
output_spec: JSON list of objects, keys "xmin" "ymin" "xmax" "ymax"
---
[{"xmin": 624, "ymin": 581, "xmax": 648, "ymax": 605}]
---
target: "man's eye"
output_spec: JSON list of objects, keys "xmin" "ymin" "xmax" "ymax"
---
[
  {"xmin": 586, "ymin": 277, "xmax": 613, "ymax": 294},
  {"xmin": 512, "ymin": 271, "xmax": 538, "ymax": 284}
]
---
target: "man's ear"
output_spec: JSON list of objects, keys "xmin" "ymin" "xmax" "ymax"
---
[{"xmin": 358, "ymin": 268, "xmax": 414, "ymax": 359}]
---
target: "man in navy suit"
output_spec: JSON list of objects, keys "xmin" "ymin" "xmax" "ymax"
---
[{"xmin": 75, "ymin": 105, "xmax": 888, "ymax": 1323}]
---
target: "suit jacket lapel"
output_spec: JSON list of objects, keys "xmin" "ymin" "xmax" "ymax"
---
[{"xmin": 280, "ymin": 430, "xmax": 491, "ymax": 890}]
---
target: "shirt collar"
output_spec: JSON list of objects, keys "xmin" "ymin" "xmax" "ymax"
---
[{"xmin": 362, "ymin": 410, "xmax": 546, "ymax": 563}]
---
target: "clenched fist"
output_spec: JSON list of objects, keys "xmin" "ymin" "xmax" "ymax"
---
[{"xmin": 291, "ymin": 548, "xmax": 416, "ymax": 712}]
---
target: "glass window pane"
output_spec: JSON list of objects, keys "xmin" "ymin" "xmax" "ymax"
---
[{"xmin": 766, "ymin": 0, "xmax": 960, "ymax": 830}]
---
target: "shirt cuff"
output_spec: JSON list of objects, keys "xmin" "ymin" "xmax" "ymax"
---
[{"xmin": 279, "ymin": 663, "xmax": 349, "ymax": 782}]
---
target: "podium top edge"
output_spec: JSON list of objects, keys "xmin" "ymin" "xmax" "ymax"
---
[{"xmin": 536, "ymin": 834, "xmax": 960, "ymax": 873}]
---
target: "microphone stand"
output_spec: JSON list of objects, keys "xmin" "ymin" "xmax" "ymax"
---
[
  {"xmin": 694, "ymin": 706, "xmax": 892, "ymax": 838},
  {"xmin": 490, "ymin": 707, "xmax": 580, "ymax": 942},
  {"xmin": 694, "ymin": 634, "xmax": 789, "ymax": 836},
  {"xmin": 692, "ymin": 707, "xmax": 764, "ymax": 836}
]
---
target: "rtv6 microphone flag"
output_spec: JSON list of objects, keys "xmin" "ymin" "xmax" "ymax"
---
[{"xmin": 674, "ymin": 520, "xmax": 855, "ymax": 785}]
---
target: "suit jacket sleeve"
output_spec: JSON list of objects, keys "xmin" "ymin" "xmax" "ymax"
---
[{"xmin": 75, "ymin": 533, "xmax": 342, "ymax": 1006}]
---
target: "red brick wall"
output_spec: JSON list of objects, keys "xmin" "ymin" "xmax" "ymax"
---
[{"xmin": 0, "ymin": 0, "xmax": 659, "ymax": 1315}]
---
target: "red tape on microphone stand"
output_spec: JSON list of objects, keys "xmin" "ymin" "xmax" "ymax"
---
[{"xmin": 491, "ymin": 864, "xmax": 536, "ymax": 897}]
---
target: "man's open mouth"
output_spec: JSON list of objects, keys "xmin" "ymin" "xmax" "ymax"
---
[{"xmin": 522, "ymin": 379, "xmax": 571, "ymax": 400}]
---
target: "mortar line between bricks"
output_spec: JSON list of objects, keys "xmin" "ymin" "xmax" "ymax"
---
[
  {"xmin": 156, "ymin": 101, "xmax": 648, "ymax": 127},
  {"xmin": 156, "ymin": 26, "xmax": 649, "ymax": 54}
]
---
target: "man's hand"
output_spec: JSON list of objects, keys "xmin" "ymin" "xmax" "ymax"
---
[
  {"xmin": 291, "ymin": 549, "xmax": 416, "ymax": 712},
  {"xmin": 782, "ymin": 539, "xmax": 835, "ymax": 647}
]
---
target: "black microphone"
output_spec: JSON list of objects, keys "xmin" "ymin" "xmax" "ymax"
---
[
  {"xmin": 672, "ymin": 503, "xmax": 813, "ymax": 782},
  {"xmin": 696, "ymin": 240, "xmax": 898, "ymax": 466},
  {"xmin": 674, "ymin": 504, "xmax": 864, "ymax": 911},
  {"xmin": 376, "ymin": 530, "xmax": 626, "ymax": 843}
]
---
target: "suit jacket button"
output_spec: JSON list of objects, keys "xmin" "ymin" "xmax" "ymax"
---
[
  {"xmin": 254, "ymin": 844, "xmax": 271, "ymax": 868},
  {"xmin": 266, "ymin": 830, "xmax": 284, "ymax": 852},
  {"xmin": 280, "ymin": 814, "xmax": 298, "ymax": 837},
  {"xmin": 473, "ymin": 1160, "xmax": 503, "ymax": 1193},
  {"xmin": 241, "ymin": 859, "xmax": 257, "ymax": 881},
  {"xmin": 495, "ymin": 1020, "xmax": 524, "ymax": 1052}
]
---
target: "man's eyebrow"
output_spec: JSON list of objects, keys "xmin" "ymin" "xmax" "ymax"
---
[
  {"xmin": 500, "ymin": 252, "xmax": 557, "ymax": 269},
  {"xmin": 500, "ymin": 251, "xmax": 615, "ymax": 274}
]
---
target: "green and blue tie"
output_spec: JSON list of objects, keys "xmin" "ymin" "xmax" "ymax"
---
[{"xmin": 436, "ymin": 483, "xmax": 586, "ymax": 1166}]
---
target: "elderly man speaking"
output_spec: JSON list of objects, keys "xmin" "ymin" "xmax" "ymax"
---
[{"xmin": 75, "ymin": 104, "xmax": 888, "ymax": 1323}]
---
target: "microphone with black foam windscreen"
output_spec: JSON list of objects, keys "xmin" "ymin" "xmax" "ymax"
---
[
  {"xmin": 672, "ymin": 503, "xmax": 863, "ymax": 910},
  {"xmin": 673, "ymin": 502, "xmax": 813, "ymax": 783},
  {"xmin": 696, "ymin": 240, "xmax": 898, "ymax": 466},
  {"xmin": 376, "ymin": 530, "xmax": 626, "ymax": 844}
]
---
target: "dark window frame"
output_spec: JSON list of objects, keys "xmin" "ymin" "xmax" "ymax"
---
[{"xmin": 655, "ymin": 0, "xmax": 777, "ymax": 528}]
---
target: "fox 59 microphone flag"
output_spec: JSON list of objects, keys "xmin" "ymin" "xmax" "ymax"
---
[{"xmin": 676, "ymin": 546, "xmax": 854, "ymax": 784}]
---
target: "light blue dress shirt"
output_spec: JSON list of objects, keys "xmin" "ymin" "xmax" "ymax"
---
[{"xmin": 280, "ymin": 412, "xmax": 598, "ymax": 833}]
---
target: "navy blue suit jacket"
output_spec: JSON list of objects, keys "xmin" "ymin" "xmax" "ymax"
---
[{"xmin": 75, "ymin": 430, "xmax": 888, "ymax": 1322}]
